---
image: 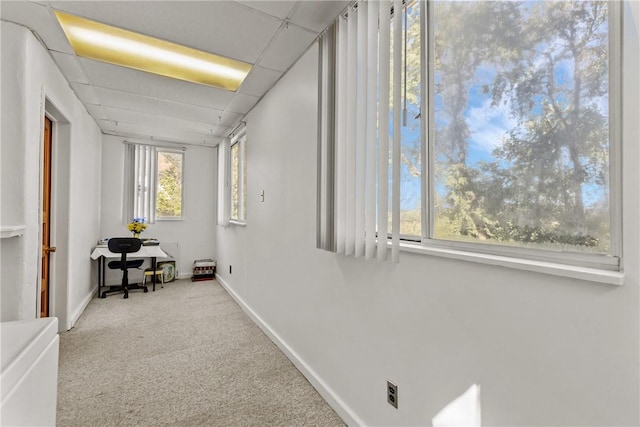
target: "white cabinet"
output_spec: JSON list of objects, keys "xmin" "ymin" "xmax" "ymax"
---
[{"xmin": 1, "ymin": 318, "xmax": 59, "ymax": 426}]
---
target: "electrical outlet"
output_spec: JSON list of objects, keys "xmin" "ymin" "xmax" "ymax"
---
[
  {"xmin": 229, "ymin": 265, "xmax": 232, "ymax": 274},
  {"xmin": 387, "ymin": 381, "xmax": 398, "ymax": 409}
]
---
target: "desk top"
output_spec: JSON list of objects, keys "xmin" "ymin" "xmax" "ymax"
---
[{"xmin": 90, "ymin": 245, "xmax": 168, "ymax": 260}]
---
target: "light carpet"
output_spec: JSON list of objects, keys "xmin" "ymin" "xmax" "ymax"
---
[{"xmin": 57, "ymin": 278, "xmax": 345, "ymax": 427}]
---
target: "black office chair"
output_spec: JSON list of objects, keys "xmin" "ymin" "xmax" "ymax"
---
[{"xmin": 101, "ymin": 237, "xmax": 147, "ymax": 299}]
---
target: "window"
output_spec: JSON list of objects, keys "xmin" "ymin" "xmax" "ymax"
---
[
  {"xmin": 125, "ymin": 144, "xmax": 184, "ymax": 223},
  {"xmin": 155, "ymin": 150, "xmax": 184, "ymax": 219},
  {"xmin": 230, "ymin": 131, "xmax": 246, "ymax": 222},
  {"xmin": 320, "ymin": 0, "xmax": 620, "ymax": 270},
  {"xmin": 427, "ymin": 0, "xmax": 619, "ymax": 268}
]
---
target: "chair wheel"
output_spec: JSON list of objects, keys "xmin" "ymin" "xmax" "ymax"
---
[
  {"xmin": 123, "ymin": 293, "xmax": 128, "ymax": 299},
  {"xmin": 101, "ymin": 293, "xmax": 107, "ymax": 299},
  {"xmin": 143, "ymin": 288, "xmax": 148, "ymax": 293}
]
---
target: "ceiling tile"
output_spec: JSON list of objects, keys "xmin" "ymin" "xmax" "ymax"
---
[
  {"xmin": 84, "ymin": 104, "xmax": 109, "ymax": 120},
  {"xmin": 237, "ymin": 66, "xmax": 282, "ymax": 97},
  {"xmin": 50, "ymin": 52, "xmax": 89, "ymax": 84},
  {"xmin": 102, "ymin": 107, "xmax": 228, "ymax": 136},
  {"xmin": 218, "ymin": 111, "xmax": 244, "ymax": 128},
  {"xmin": 80, "ymin": 59, "xmax": 234, "ymax": 110},
  {"xmin": 70, "ymin": 83, "xmax": 100, "ymax": 105},
  {"xmin": 234, "ymin": 1, "xmax": 297, "ymax": 20},
  {"xmin": 257, "ymin": 24, "xmax": 317, "ymax": 72},
  {"xmin": 100, "ymin": 120, "xmax": 220, "ymax": 146},
  {"xmin": 225, "ymin": 93, "xmax": 260, "ymax": 115},
  {"xmin": 93, "ymin": 87, "xmax": 225, "ymax": 124},
  {"xmin": 0, "ymin": 1, "xmax": 74, "ymax": 54},
  {"xmin": 289, "ymin": 1, "xmax": 349, "ymax": 33},
  {"xmin": 50, "ymin": 1, "xmax": 281, "ymax": 64}
]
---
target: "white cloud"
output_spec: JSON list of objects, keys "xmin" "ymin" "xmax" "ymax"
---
[{"xmin": 465, "ymin": 97, "xmax": 517, "ymax": 155}]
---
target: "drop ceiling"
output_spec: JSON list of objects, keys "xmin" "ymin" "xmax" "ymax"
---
[{"xmin": 0, "ymin": 1, "xmax": 349, "ymax": 146}]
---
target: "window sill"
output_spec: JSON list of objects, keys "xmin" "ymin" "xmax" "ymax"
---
[
  {"xmin": 399, "ymin": 241, "xmax": 624, "ymax": 286},
  {"xmin": 229, "ymin": 220, "xmax": 247, "ymax": 227}
]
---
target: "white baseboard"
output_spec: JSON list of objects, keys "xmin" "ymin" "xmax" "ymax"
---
[
  {"xmin": 68, "ymin": 286, "xmax": 96, "ymax": 330},
  {"xmin": 177, "ymin": 272, "xmax": 191, "ymax": 280},
  {"xmin": 215, "ymin": 274, "xmax": 364, "ymax": 427}
]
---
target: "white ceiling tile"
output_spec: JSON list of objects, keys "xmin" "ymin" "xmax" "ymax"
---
[
  {"xmin": 70, "ymin": 83, "xmax": 100, "ymax": 105},
  {"xmin": 102, "ymin": 107, "xmax": 228, "ymax": 136},
  {"xmin": 289, "ymin": 0, "xmax": 349, "ymax": 32},
  {"xmin": 100, "ymin": 120, "xmax": 220, "ymax": 146},
  {"xmin": 47, "ymin": 1, "xmax": 118, "ymax": 24},
  {"xmin": 218, "ymin": 111, "xmax": 244, "ymax": 128},
  {"xmin": 80, "ymin": 59, "xmax": 234, "ymax": 110},
  {"xmin": 225, "ymin": 93, "xmax": 260, "ymax": 115},
  {"xmin": 51, "ymin": 1, "xmax": 281, "ymax": 64},
  {"xmin": 84, "ymin": 104, "xmax": 109, "ymax": 120},
  {"xmin": 237, "ymin": 66, "xmax": 282, "ymax": 97},
  {"xmin": 50, "ymin": 52, "xmax": 89, "ymax": 84},
  {"xmin": 0, "ymin": 1, "xmax": 74, "ymax": 53},
  {"xmin": 93, "ymin": 87, "xmax": 225, "ymax": 125},
  {"xmin": 234, "ymin": 1, "xmax": 297, "ymax": 19},
  {"xmin": 257, "ymin": 24, "xmax": 317, "ymax": 72}
]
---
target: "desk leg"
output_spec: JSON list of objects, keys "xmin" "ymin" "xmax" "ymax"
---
[
  {"xmin": 97, "ymin": 256, "xmax": 105, "ymax": 298},
  {"xmin": 151, "ymin": 257, "xmax": 157, "ymax": 292}
]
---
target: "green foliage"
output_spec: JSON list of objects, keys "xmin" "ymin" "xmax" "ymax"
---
[
  {"xmin": 230, "ymin": 143, "xmax": 241, "ymax": 220},
  {"xmin": 156, "ymin": 152, "xmax": 183, "ymax": 217}
]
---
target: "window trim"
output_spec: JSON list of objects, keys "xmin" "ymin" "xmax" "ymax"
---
[
  {"xmin": 399, "ymin": 240, "xmax": 624, "ymax": 286},
  {"xmin": 155, "ymin": 148, "xmax": 185, "ymax": 221}
]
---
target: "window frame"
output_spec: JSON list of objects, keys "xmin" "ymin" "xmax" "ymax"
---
[
  {"xmin": 125, "ymin": 142, "xmax": 185, "ymax": 224},
  {"xmin": 413, "ymin": 0, "xmax": 622, "ymax": 272},
  {"xmin": 229, "ymin": 129, "xmax": 247, "ymax": 224},
  {"xmin": 155, "ymin": 148, "xmax": 185, "ymax": 221}
]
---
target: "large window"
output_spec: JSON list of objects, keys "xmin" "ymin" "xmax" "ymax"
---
[
  {"xmin": 321, "ymin": 0, "xmax": 620, "ymax": 270},
  {"xmin": 428, "ymin": 1, "xmax": 617, "ymax": 264},
  {"xmin": 230, "ymin": 132, "xmax": 246, "ymax": 222},
  {"xmin": 126, "ymin": 144, "xmax": 184, "ymax": 222}
]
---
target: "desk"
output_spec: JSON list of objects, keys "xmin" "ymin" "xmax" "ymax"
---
[{"xmin": 91, "ymin": 245, "xmax": 168, "ymax": 296}]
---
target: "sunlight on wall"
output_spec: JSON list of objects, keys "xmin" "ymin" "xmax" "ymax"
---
[{"xmin": 432, "ymin": 384, "xmax": 481, "ymax": 427}]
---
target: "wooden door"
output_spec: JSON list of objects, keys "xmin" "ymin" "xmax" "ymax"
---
[{"xmin": 41, "ymin": 116, "xmax": 54, "ymax": 317}]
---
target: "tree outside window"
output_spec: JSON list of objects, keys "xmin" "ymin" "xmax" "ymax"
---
[
  {"xmin": 156, "ymin": 151, "xmax": 183, "ymax": 218},
  {"xmin": 230, "ymin": 134, "xmax": 246, "ymax": 222}
]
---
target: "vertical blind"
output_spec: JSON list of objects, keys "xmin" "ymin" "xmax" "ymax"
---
[
  {"xmin": 124, "ymin": 143, "xmax": 156, "ymax": 224},
  {"xmin": 217, "ymin": 138, "xmax": 231, "ymax": 227},
  {"xmin": 319, "ymin": 0, "xmax": 406, "ymax": 262}
]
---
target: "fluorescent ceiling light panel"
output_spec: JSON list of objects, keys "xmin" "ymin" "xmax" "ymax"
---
[{"xmin": 55, "ymin": 11, "xmax": 251, "ymax": 91}]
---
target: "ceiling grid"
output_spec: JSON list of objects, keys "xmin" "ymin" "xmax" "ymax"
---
[{"xmin": 0, "ymin": 0, "xmax": 350, "ymax": 145}]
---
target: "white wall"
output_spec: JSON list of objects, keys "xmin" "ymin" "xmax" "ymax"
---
[
  {"xmin": 1, "ymin": 22, "xmax": 102, "ymax": 330},
  {"xmin": 100, "ymin": 135, "xmax": 216, "ymax": 282},
  {"xmin": 215, "ymin": 3, "xmax": 640, "ymax": 425}
]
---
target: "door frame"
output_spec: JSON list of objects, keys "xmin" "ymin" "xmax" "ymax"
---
[
  {"xmin": 41, "ymin": 115, "xmax": 53, "ymax": 317},
  {"xmin": 39, "ymin": 94, "xmax": 71, "ymax": 331}
]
